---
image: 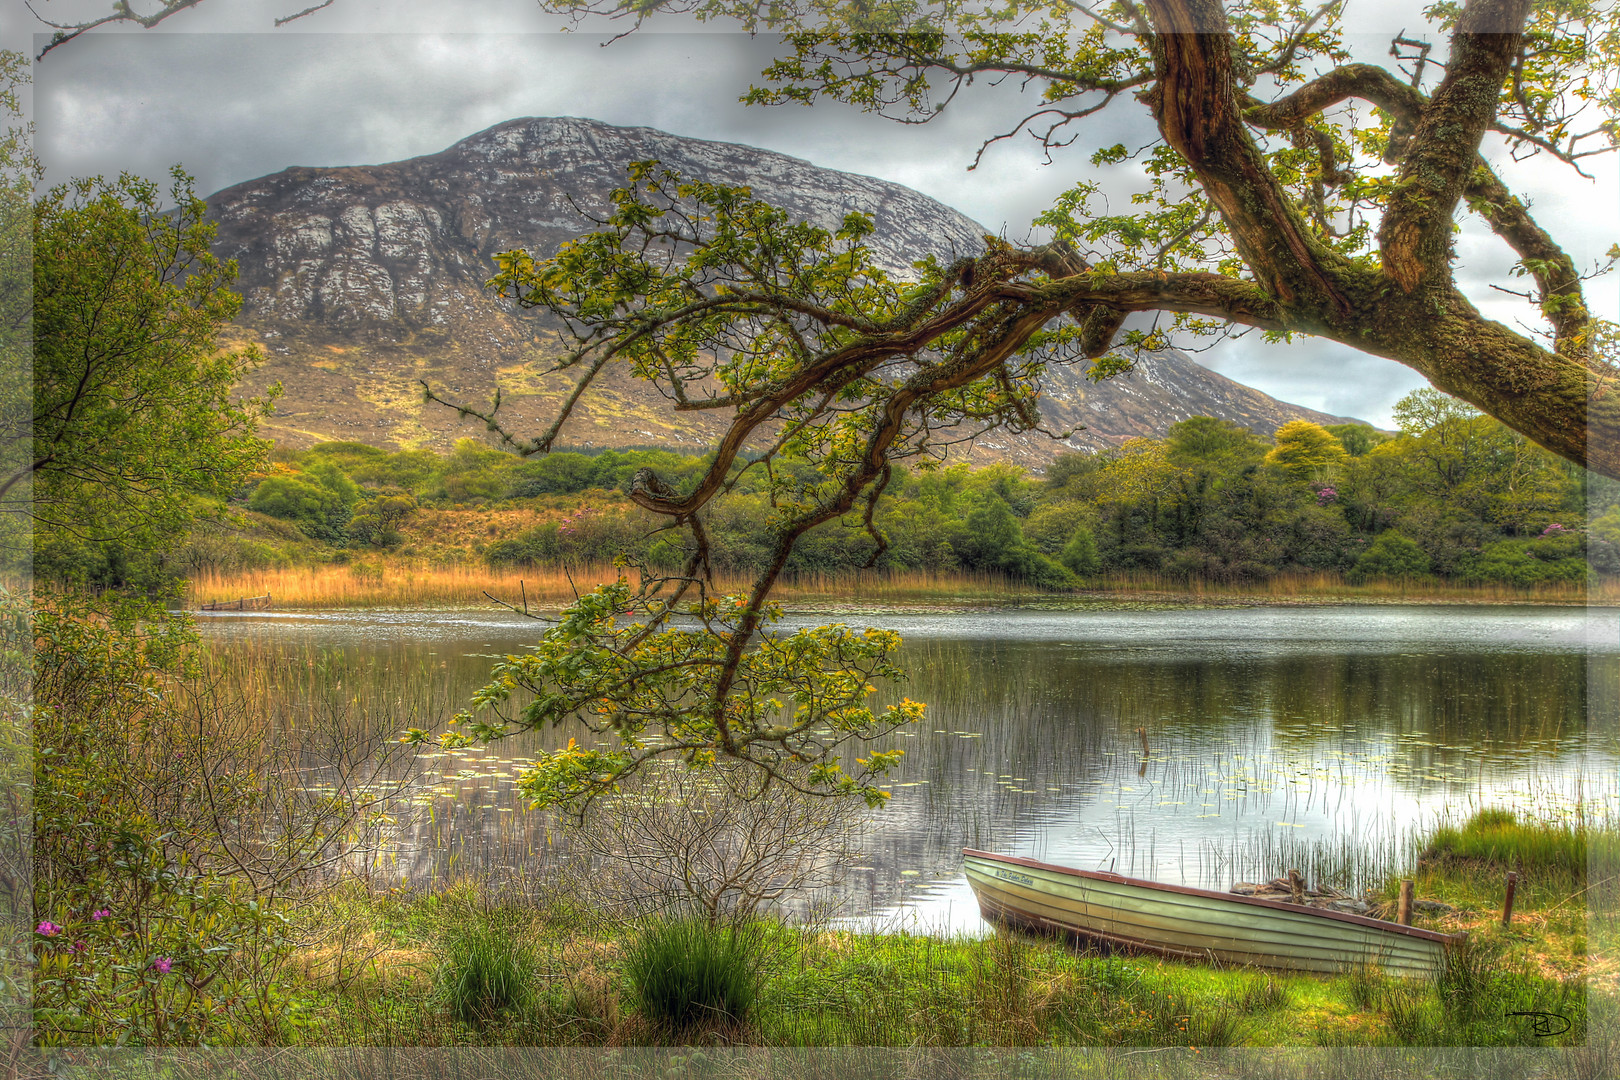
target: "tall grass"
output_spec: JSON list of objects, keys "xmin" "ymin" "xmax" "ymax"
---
[
  {"xmin": 187, "ymin": 563, "xmax": 1042, "ymax": 609},
  {"xmin": 188, "ymin": 561, "xmax": 1612, "ymax": 609},
  {"xmin": 1420, "ymin": 807, "xmax": 1595, "ymax": 880}
]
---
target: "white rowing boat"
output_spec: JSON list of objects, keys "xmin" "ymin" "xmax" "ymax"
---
[{"xmin": 964, "ymin": 848, "xmax": 1465, "ymax": 978}]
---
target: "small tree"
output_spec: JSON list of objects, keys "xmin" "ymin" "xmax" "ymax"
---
[
  {"xmin": 1265, "ymin": 420, "xmax": 1348, "ymax": 481},
  {"xmin": 22, "ymin": 168, "xmax": 275, "ymax": 558},
  {"xmin": 1059, "ymin": 526, "xmax": 1101, "ymax": 578},
  {"xmin": 1166, "ymin": 416, "xmax": 1270, "ymax": 473},
  {"xmin": 572, "ymin": 761, "xmax": 861, "ymax": 925}
]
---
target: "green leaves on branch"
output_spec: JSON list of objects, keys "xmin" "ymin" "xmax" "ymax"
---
[
  {"xmin": 486, "ymin": 160, "xmax": 905, "ymax": 403},
  {"xmin": 26, "ymin": 168, "xmax": 276, "ymax": 554},
  {"xmin": 403, "ymin": 577, "xmax": 924, "ymax": 811}
]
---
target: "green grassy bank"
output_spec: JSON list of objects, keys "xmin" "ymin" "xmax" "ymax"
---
[{"xmin": 223, "ymin": 811, "xmax": 1610, "ymax": 1056}]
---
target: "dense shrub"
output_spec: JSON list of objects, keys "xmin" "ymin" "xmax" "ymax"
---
[
  {"xmin": 1463, "ymin": 538, "xmax": 1587, "ymax": 587},
  {"xmin": 1059, "ymin": 526, "xmax": 1100, "ymax": 577},
  {"xmin": 26, "ymin": 593, "xmax": 417, "ymax": 1045},
  {"xmin": 952, "ymin": 500, "xmax": 1075, "ymax": 587},
  {"xmin": 248, "ymin": 464, "xmax": 360, "ymax": 541},
  {"xmin": 27, "ymin": 595, "xmax": 294, "ymax": 1045},
  {"xmin": 346, "ymin": 493, "xmax": 416, "ymax": 548},
  {"xmin": 1349, "ymin": 531, "xmax": 1430, "ymax": 583}
]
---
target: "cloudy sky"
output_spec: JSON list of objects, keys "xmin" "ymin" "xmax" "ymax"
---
[{"xmin": 18, "ymin": 1, "xmax": 1619, "ymax": 427}]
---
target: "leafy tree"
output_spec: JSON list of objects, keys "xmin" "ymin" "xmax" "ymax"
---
[
  {"xmin": 1388, "ymin": 387, "xmax": 1574, "ymax": 529},
  {"xmin": 955, "ymin": 497, "xmax": 1074, "ymax": 585},
  {"xmin": 1327, "ymin": 423, "xmax": 1385, "ymax": 458},
  {"xmin": 1166, "ymin": 416, "xmax": 1270, "ymax": 474},
  {"xmin": 1059, "ymin": 526, "xmax": 1102, "ymax": 578},
  {"xmin": 474, "ymin": 0, "xmax": 1620, "ymax": 475},
  {"xmin": 81, "ymin": 3, "xmax": 1613, "ymax": 804},
  {"xmin": 1391, "ymin": 388, "xmax": 1492, "ymax": 494},
  {"xmin": 958, "ymin": 499, "xmax": 1024, "ymax": 568},
  {"xmin": 346, "ymin": 494, "xmax": 415, "ymax": 548},
  {"xmin": 21, "ymin": 169, "xmax": 274, "ymax": 556},
  {"xmin": 1265, "ymin": 420, "xmax": 1348, "ymax": 480},
  {"xmin": 0, "ymin": 52, "xmax": 36, "ymax": 565},
  {"xmin": 1095, "ymin": 438, "xmax": 1188, "ymax": 507},
  {"xmin": 403, "ymin": 582, "xmax": 925, "ymax": 808},
  {"xmin": 1022, "ymin": 500, "xmax": 1094, "ymax": 553}
]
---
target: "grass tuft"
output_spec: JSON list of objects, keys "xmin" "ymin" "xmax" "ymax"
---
[
  {"xmin": 1234, "ymin": 971, "xmax": 1293, "ymax": 1013},
  {"xmin": 623, "ymin": 917, "xmax": 764, "ymax": 1031},
  {"xmin": 434, "ymin": 924, "xmax": 536, "ymax": 1026}
]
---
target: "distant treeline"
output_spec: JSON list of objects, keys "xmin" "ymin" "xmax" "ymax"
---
[{"xmin": 40, "ymin": 390, "xmax": 1620, "ymax": 592}]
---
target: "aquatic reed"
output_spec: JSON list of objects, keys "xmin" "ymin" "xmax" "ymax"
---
[
  {"xmin": 187, "ymin": 563, "xmax": 1039, "ymax": 610},
  {"xmin": 186, "ymin": 561, "xmax": 1612, "ymax": 610}
]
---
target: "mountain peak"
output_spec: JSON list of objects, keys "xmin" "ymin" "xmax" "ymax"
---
[{"xmin": 204, "ymin": 117, "xmax": 1360, "ymax": 460}]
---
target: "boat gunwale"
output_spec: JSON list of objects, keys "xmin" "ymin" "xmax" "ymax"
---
[{"xmin": 963, "ymin": 848, "xmax": 1467, "ymax": 947}]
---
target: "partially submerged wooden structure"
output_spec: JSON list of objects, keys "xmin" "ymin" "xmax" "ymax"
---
[{"xmin": 199, "ymin": 593, "xmax": 272, "ymax": 612}]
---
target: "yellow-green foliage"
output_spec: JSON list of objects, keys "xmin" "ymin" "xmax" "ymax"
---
[{"xmin": 1265, "ymin": 420, "xmax": 1348, "ymax": 479}]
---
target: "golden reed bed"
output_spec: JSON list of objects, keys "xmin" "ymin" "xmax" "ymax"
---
[{"xmin": 186, "ymin": 563, "xmax": 1613, "ymax": 610}]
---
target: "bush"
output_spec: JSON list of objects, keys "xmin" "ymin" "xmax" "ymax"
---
[
  {"xmin": 28, "ymin": 594, "xmax": 293, "ymax": 1045},
  {"xmin": 1348, "ymin": 531, "xmax": 1430, "ymax": 583},
  {"xmin": 346, "ymin": 493, "xmax": 416, "ymax": 548},
  {"xmin": 573, "ymin": 762, "xmax": 859, "ymax": 924},
  {"xmin": 435, "ymin": 926, "xmax": 535, "ymax": 1026},
  {"xmin": 248, "ymin": 469, "xmax": 356, "ymax": 541},
  {"xmin": 623, "ymin": 918, "xmax": 763, "ymax": 1029},
  {"xmin": 1463, "ymin": 539, "xmax": 1587, "ymax": 587},
  {"xmin": 26, "ymin": 592, "xmax": 419, "ymax": 1045}
]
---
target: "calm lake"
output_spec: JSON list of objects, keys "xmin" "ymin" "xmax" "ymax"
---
[{"xmin": 199, "ymin": 602, "xmax": 1618, "ymax": 932}]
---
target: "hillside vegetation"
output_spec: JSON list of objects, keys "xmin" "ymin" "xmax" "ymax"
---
[{"xmin": 39, "ymin": 390, "xmax": 1619, "ymax": 601}]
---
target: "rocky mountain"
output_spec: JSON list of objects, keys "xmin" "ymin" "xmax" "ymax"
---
[{"xmin": 205, "ymin": 116, "xmax": 1361, "ymax": 464}]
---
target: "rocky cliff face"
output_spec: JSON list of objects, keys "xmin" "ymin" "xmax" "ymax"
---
[{"xmin": 206, "ymin": 116, "xmax": 1359, "ymax": 461}]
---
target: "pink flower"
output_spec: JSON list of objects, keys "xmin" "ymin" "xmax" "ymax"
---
[
  {"xmin": 151, "ymin": 957, "xmax": 172, "ymax": 975},
  {"xmin": 36, "ymin": 922, "xmax": 60, "ymax": 937},
  {"xmin": 70, "ymin": 940, "xmax": 87, "ymax": 954},
  {"xmin": 91, "ymin": 909, "xmax": 110, "ymax": 921}
]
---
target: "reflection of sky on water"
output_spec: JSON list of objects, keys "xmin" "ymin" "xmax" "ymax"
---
[
  {"xmin": 200, "ymin": 602, "xmax": 1614, "ymax": 653},
  {"xmin": 859, "ymin": 722, "xmax": 1609, "ymax": 935},
  {"xmin": 199, "ymin": 604, "xmax": 1617, "ymax": 935}
]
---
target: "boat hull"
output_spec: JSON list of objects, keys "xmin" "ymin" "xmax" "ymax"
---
[{"xmin": 964, "ymin": 849, "xmax": 1463, "ymax": 979}]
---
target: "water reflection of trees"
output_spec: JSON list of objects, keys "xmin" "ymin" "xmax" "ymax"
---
[{"xmin": 202, "ymin": 619, "xmax": 1600, "ymax": 918}]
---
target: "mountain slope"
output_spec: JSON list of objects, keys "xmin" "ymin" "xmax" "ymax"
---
[{"xmin": 206, "ymin": 116, "xmax": 1361, "ymax": 462}]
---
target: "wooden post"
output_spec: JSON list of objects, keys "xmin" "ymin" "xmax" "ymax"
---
[
  {"xmin": 1137, "ymin": 727, "xmax": 1151, "ymax": 758},
  {"xmin": 1288, "ymin": 869, "xmax": 1304, "ymax": 904},
  {"xmin": 1502, "ymin": 871, "xmax": 1519, "ymax": 928},
  {"xmin": 1397, "ymin": 879, "xmax": 1414, "ymax": 925}
]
